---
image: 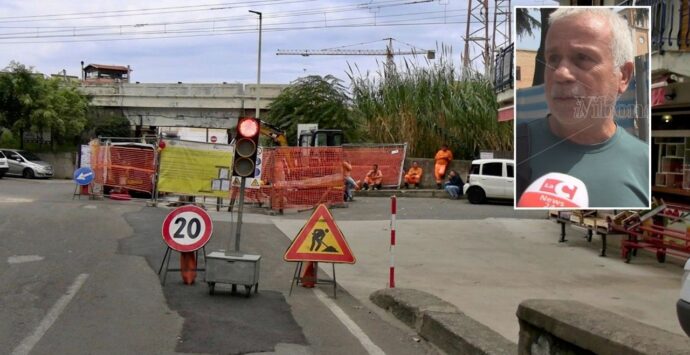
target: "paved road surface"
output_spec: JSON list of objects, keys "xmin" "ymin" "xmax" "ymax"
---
[{"xmin": 1, "ymin": 177, "xmax": 685, "ymax": 353}]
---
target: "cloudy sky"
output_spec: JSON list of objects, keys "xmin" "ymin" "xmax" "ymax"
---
[{"xmin": 0, "ymin": 0, "xmax": 555, "ymax": 84}]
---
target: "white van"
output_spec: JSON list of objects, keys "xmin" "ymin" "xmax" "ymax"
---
[{"xmin": 462, "ymin": 159, "xmax": 514, "ymax": 204}]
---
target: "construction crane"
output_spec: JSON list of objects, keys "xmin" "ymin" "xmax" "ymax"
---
[{"xmin": 276, "ymin": 38, "xmax": 435, "ymax": 73}]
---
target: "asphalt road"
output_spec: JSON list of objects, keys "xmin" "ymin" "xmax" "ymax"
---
[{"xmin": 1, "ymin": 177, "xmax": 451, "ymax": 354}]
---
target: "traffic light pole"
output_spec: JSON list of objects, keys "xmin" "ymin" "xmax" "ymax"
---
[{"xmin": 234, "ymin": 177, "xmax": 247, "ymax": 252}]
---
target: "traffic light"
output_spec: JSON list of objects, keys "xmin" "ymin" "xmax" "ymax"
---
[{"xmin": 233, "ymin": 117, "xmax": 260, "ymax": 177}]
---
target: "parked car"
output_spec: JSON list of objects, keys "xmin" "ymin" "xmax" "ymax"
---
[
  {"xmin": 0, "ymin": 150, "xmax": 8, "ymax": 178},
  {"xmin": 678, "ymin": 259, "xmax": 690, "ymax": 337},
  {"xmin": 462, "ymin": 158, "xmax": 514, "ymax": 204},
  {"xmin": 0, "ymin": 149, "xmax": 53, "ymax": 179}
]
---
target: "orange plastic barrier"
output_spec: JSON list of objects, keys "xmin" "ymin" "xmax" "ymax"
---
[
  {"xmin": 91, "ymin": 143, "xmax": 156, "ymax": 194},
  {"xmin": 344, "ymin": 144, "xmax": 407, "ymax": 188},
  {"xmin": 270, "ymin": 147, "xmax": 344, "ymax": 210}
]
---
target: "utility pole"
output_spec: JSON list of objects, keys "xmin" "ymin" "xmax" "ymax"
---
[
  {"xmin": 463, "ymin": 0, "xmax": 490, "ymax": 77},
  {"xmin": 249, "ymin": 10, "xmax": 262, "ymax": 119}
]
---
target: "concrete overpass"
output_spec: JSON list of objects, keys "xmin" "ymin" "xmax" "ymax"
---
[{"xmin": 80, "ymin": 82, "xmax": 287, "ymax": 129}]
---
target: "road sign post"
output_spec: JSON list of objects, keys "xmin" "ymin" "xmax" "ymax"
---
[
  {"xmin": 284, "ymin": 204, "xmax": 356, "ymax": 298},
  {"xmin": 158, "ymin": 205, "xmax": 213, "ymax": 285},
  {"xmin": 72, "ymin": 167, "xmax": 95, "ymax": 200}
]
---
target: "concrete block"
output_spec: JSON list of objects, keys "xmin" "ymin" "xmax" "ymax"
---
[
  {"xmin": 421, "ymin": 311, "xmax": 515, "ymax": 355},
  {"xmin": 370, "ymin": 288, "xmax": 458, "ymax": 331},
  {"xmin": 371, "ymin": 288, "xmax": 517, "ymax": 355},
  {"xmin": 517, "ymin": 299, "xmax": 690, "ymax": 355}
]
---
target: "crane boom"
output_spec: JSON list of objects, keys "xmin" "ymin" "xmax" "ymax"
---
[{"xmin": 276, "ymin": 49, "xmax": 432, "ymax": 57}]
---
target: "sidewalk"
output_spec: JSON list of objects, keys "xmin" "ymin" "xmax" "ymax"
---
[{"xmin": 272, "ymin": 216, "xmax": 685, "ymax": 342}]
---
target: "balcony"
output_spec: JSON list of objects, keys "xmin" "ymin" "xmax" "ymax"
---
[
  {"xmin": 618, "ymin": 0, "xmax": 690, "ymax": 79},
  {"xmin": 493, "ymin": 43, "xmax": 513, "ymax": 94}
]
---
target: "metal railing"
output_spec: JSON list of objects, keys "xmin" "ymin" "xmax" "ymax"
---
[
  {"xmin": 617, "ymin": 0, "xmax": 690, "ymax": 53},
  {"xmin": 493, "ymin": 42, "xmax": 514, "ymax": 93}
]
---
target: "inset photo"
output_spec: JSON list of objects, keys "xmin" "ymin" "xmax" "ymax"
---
[{"xmin": 514, "ymin": 6, "xmax": 651, "ymax": 209}]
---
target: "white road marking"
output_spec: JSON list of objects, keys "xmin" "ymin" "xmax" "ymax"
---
[
  {"xmin": 7, "ymin": 255, "xmax": 44, "ymax": 264},
  {"xmin": 12, "ymin": 273, "xmax": 89, "ymax": 355},
  {"xmin": 313, "ymin": 288, "xmax": 386, "ymax": 355},
  {"xmin": 82, "ymin": 205, "xmax": 97, "ymax": 209},
  {"xmin": 0, "ymin": 197, "xmax": 34, "ymax": 203}
]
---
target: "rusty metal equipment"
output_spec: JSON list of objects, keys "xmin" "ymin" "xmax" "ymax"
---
[
  {"xmin": 548, "ymin": 210, "xmax": 614, "ymax": 257},
  {"xmin": 609, "ymin": 203, "xmax": 690, "ymax": 263}
]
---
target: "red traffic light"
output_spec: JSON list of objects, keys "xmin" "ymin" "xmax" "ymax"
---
[{"xmin": 237, "ymin": 117, "xmax": 259, "ymax": 137}]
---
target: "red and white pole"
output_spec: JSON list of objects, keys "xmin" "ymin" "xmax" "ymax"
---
[{"xmin": 390, "ymin": 195, "xmax": 396, "ymax": 288}]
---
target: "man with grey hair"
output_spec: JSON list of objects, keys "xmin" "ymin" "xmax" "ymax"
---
[{"xmin": 516, "ymin": 7, "xmax": 648, "ymax": 208}]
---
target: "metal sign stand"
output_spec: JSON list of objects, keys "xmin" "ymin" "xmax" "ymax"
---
[
  {"xmin": 288, "ymin": 261, "xmax": 338, "ymax": 298},
  {"xmin": 205, "ymin": 178, "xmax": 262, "ymax": 297},
  {"xmin": 157, "ymin": 247, "xmax": 207, "ymax": 285}
]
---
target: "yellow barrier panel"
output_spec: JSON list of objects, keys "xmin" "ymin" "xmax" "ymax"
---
[{"xmin": 158, "ymin": 140, "xmax": 234, "ymax": 198}]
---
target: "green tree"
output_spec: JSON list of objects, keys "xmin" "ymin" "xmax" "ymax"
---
[
  {"xmin": 349, "ymin": 51, "xmax": 512, "ymax": 159},
  {"xmin": 516, "ymin": 8, "xmax": 541, "ymax": 39},
  {"xmin": 0, "ymin": 61, "xmax": 90, "ymax": 150},
  {"xmin": 265, "ymin": 75, "xmax": 361, "ymax": 145},
  {"xmin": 0, "ymin": 61, "xmax": 42, "ymax": 148},
  {"xmin": 31, "ymin": 78, "xmax": 90, "ymax": 149}
]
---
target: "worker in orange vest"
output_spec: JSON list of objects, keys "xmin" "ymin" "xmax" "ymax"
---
[
  {"xmin": 434, "ymin": 144, "xmax": 453, "ymax": 189},
  {"xmin": 403, "ymin": 161, "xmax": 423, "ymax": 189}
]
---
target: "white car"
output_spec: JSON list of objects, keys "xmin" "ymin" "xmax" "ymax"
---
[
  {"xmin": 462, "ymin": 158, "xmax": 514, "ymax": 204},
  {"xmin": 1, "ymin": 149, "xmax": 53, "ymax": 179},
  {"xmin": 0, "ymin": 150, "xmax": 8, "ymax": 178},
  {"xmin": 678, "ymin": 259, "xmax": 690, "ymax": 336}
]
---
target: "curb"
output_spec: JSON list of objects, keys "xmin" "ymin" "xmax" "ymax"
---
[
  {"xmin": 356, "ymin": 189, "xmax": 456, "ymax": 199},
  {"xmin": 370, "ymin": 288, "xmax": 515, "ymax": 355}
]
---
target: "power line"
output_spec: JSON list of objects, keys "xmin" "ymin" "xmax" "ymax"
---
[
  {"xmin": 0, "ymin": 19, "xmax": 468, "ymax": 45},
  {"xmin": 0, "ymin": 0, "xmax": 310, "ymax": 22},
  {"xmin": 0, "ymin": 10, "xmax": 468, "ymax": 40},
  {"xmin": 0, "ymin": 0, "xmax": 425, "ymax": 24}
]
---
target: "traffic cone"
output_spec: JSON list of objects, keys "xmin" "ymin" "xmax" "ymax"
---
[
  {"xmin": 300, "ymin": 261, "xmax": 316, "ymax": 288},
  {"xmin": 180, "ymin": 252, "xmax": 197, "ymax": 285}
]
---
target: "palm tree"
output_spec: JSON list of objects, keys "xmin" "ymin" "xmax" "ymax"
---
[{"xmin": 516, "ymin": 8, "xmax": 541, "ymax": 39}]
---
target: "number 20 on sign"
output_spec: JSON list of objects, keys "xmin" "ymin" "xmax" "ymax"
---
[{"xmin": 161, "ymin": 205, "xmax": 213, "ymax": 252}]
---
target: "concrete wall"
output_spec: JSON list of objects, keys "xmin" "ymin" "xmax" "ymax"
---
[
  {"xmin": 36, "ymin": 152, "xmax": 76, "ymax": 179},
  {"xmin": 403, "ymin": 158, "xmax": 470, "ymax": 188},
  {"xmin": 517, "ymin": 299, "xmax": 690, "ymax": 354}
]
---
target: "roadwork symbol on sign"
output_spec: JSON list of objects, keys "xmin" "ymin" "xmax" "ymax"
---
[
  {"xmin": 162, "ymin": 205, "xmax": 213, "ymax": 252},
  {"xmin": 283, "ymin": 204, "xmax": 355, "ymax": 263}
]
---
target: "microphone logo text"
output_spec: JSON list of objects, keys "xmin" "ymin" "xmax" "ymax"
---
[{"xmin": 539, "ymin": 178, "xmax": 578, "ymax": 201}]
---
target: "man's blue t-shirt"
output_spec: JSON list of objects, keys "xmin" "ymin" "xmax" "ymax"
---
[{"xmin": 521, "ymin": 118, "xmax": 649, "ymax": 208}]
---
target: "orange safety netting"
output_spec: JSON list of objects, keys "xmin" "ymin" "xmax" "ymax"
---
[
  {"xmin": 229, "ymin": 148, "xmax": 275, "ymax": 205},
  {"xmin": 270, "ymin": 147, "xmax": 344, "ymax": 210},
  {"xmin": 231, "ymin": 147, "xmax": 345, "ymax": 211},
  {"xmin": 91, "ymin": 143, "xmax": 156, "ymax": 194},
  {"xmin": 344, "ymin": 144, "xmax": 406, "ymax": 187}
]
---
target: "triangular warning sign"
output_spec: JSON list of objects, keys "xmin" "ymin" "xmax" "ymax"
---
[
  {"xmin": 251, "ymin": 179, "xmax": 260, "ymax": 187},
  {"xmin": 232, "ymin": 177, "xmax": 241, "ymax": 186},
  {"xmin": 284, "ymin": 204, "xmax": 355, "ymax": 263}
]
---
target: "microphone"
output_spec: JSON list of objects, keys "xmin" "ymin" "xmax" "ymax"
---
[{"xmin": 518, "ymin": 172, "xmax": 589, "ymax": 208}]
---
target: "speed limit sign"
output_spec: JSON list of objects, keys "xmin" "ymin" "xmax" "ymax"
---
[{"xmin": 161, "ymin": 205, "xmax": 213, "ymax": 252}]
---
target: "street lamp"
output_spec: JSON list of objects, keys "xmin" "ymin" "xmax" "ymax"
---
[{"xmin": 249, "ymin": 10, "xmax": 262, "ymax": 119}]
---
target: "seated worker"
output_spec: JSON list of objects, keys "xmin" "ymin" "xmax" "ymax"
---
[
  {"xmin": 403, "ymin": 161, "xmax": 423, "ymax": 189},
  {"xmin": 362, "ymin": 164, "xmax": 383, "ymax": 190},
  {"xmin": 342, "ymin": 160, "xmax": 358, "ymax": 202},
  {"xmin": 444, "ymin": 170, "xmax": 464, "ymax": 199}
]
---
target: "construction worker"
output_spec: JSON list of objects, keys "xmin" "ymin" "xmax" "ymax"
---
[
  {"xmin": 403, "ymin": 161, "xmax": 423, "ymax": 189},
  {"xmin": 343, "ymin": 160, "xmax": 358, "ymax": 201},
  {"xmin": 362, "ymin": 164, "xmax": 383, "ymax": 190},
  {"xmin": 434, "ymin": 144, "xmax": 453, "ymax": 189}
]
